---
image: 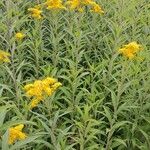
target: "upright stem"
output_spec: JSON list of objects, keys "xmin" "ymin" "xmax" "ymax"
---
[
  {"xmin": 51, "ymin": 11, "xmax": 59, "ymax": 67},
  {"xmin": 34, "ymin": 20, "xmax": 42, "ymax": 78},
  {"xmin": 5, "ymin": 0, "xmax": 20, "ymax": 105},
  {"xmin": 105, "ymin": 60, "xmax": 127, "ymax": 150}
]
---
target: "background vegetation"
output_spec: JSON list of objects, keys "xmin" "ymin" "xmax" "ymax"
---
[{"xmin": 0, "ymin": 0, "xmax": 150, "ymax": 149}]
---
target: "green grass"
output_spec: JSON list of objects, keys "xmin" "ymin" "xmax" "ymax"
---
[{"xmin": 0, "ymin": 0, "xmax": 150, "ymax": 149}]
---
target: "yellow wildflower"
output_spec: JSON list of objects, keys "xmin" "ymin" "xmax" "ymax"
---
[
  {"xmin": 25, "ymin": 80, "xmax": 43, "ymax": 98},
  {"xmin": 24, "ymin": 77, "xmax": 62, "ymax": 109},
  {"xmin": 45, "ymin": 0, "xmax": 66, "ymax": 10},
  {"xmin": 0, "ymin": 50, "xmax": 10, "ymax": 63},
  {"xmin": 118, "ymin": 42, "xmax": 142, "ymax": 59},
  {"xmin": 66, "ymin": 0, "xmax": 83, "ymax": 11},
  {"xmin": 8, "ymin": 124, "xmax": 27, "ymax": 144},
  {"xmin": 28, "ymin": 7, "xmax": 42, "ymax": 19},
  {"xmin": 15, "ymin": 32, "xmax": 25, "ymax": 40},
  {"xmin": 90, "ymin": 2, "xmax": 104, "ymax": 14},
  {"xmin": 66, "ymin": 0, "xmax": 103, "ymax": 13}
]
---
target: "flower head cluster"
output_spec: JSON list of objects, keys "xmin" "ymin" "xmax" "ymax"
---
[
  {"xmin": 90, "ymin": 2, "xmax": 104, "ymax": 14},
  {"xmin": 45, "ymin": 0, "xmax": 66, "ymax": 10},
  {"xmin": 27, "ymin": 0, "xmax": 104, "ymax": 19},
  {"xmin": 0, "ymin": 50, "xmax": 10, "ymax": 63},
  {"xmin": 119, "ymin": 42, "xmax": 142, "ymax": 59},
  {"xmin": 15, "ymin": 32, "xmax": 25, "ymax": 40},
  {"xmin": 66, "ymin": 0, "xmax": 104, "ymax": 13},
  {"xmin": 24, "ymin": 77, "xmax": 62, "ymax": 109},
  {"xmin": 9, "ymin": 124, "xmax": 27, "ymax": 144},
  {"xmin": 66, "ymin": 0, "xmax": 83, "ymax": 12},
  {"xmin": 28, "ymin": 5, "xmax": 42, "ymax": 19}
]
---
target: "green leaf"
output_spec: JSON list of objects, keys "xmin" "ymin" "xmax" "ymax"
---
[
  {"xmin": 2, "ymin": 130, "xmax": 9, "ymax": 150},
  {"xmin": 112, "ymin": 138, "xmax": 127, "ymax": 148},
  {"xmin": 10, "ymin": 135, "xmax": 42, "ymax": 150}
]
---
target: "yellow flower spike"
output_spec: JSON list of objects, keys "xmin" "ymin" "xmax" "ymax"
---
[
  {"xmin": 8, "ymin": 124, "xmax": 27, "ymax": 144},
  {"xmin": 15, "ymin": 32, "xmax": 25, "ymax": 40},
  {"xmin": 0, "ymin": 50, "xmax": 10, "ymax": 63},
  {"xmin": 24, "ymin": 77, "xmax": 62, "ymax": 109},
  {"xmin": 45, "ymin": 0, "xmax": 66, "ymax": 10},
  {"xmin": 66, "ymin": 0, "xmax": 81, "ymax": 11},
  {"xmin": 118, "ymin": 42, "xmax": 142, "ymax": 59},
  {"xmin": 29, "ymin": 82, "xmax": 43, "ymax": 97},
  {"xmin": 90, "ymin": 3, "xmax": 104, "ymax": 14},
  {"xmin": 124, "ymin": 41, "xmax": 142, "ymax": 53},
  {"xmin": 28, "ymin": 7, "xmax": 42, "ymax": 19},
  {"xmin": 66, "ymin": 0, "xmax": 103, "ymax": 13}
]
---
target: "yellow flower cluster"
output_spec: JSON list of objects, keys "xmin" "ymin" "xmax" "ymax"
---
[
  {"xmin": 15, "ymin": 32, "xmax": 25, "ymax": 40},
  {"xmin": 7, "ymin": 77, "xmax": 61, "ymax": 144},
  {"xmin": 0, "ymin": 50, "xmax": 10, "ymax": 63},
  {"xmin": 27, "ymin": 0, "xmax": 104, "ymax": 18},
  {"xmin": 90, "ymin": 2, "xmax": 104, "ymax": 14},
  {"xmin": 8, "ymin": 124, "xmax": 27, "ymax": 144},
  {"xmin": 45, "ymin": 0, "xmax": 66, "ymax": 10},
  {"xmin": 24, "ymin": 77, "xmax": 62, "ymax": 109},
  {"xmin": 66, "ymin": 0, "xmax": 104, "ymax": 13},
  {"xmin": 28, "ymin": 5, "xmax": 42, "ymax": 19},
  {"xmin": 119, "ymin": 42, "xmax": 142, "ymax": 59}
]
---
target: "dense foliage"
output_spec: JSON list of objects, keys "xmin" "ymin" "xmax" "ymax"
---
[{"xmin": 0, "ymin": 0, "xmax": 150, "ymax": 149}]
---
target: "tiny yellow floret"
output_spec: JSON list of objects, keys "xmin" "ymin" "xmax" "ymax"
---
[{"xmin": 8, "ymin": 124, "xmax": 27, "ymax": 144}]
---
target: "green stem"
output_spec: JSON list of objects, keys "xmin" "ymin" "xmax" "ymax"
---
[
  {"xmin": 34, "ymin": 20, "xmax": 42, "ymax": 78},
  {"xmin": 105, "ymin": 59, "xmax": 128, "ymax": 150}
]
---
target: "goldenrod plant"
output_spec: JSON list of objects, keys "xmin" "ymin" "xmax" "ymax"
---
[
  {"xmin": 0, "ymin": 0, "xmax": 149, "ymax": 149},
  {"xmin": 8, "ymin": 124, "xmax": 27, "ymax": 144}
]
